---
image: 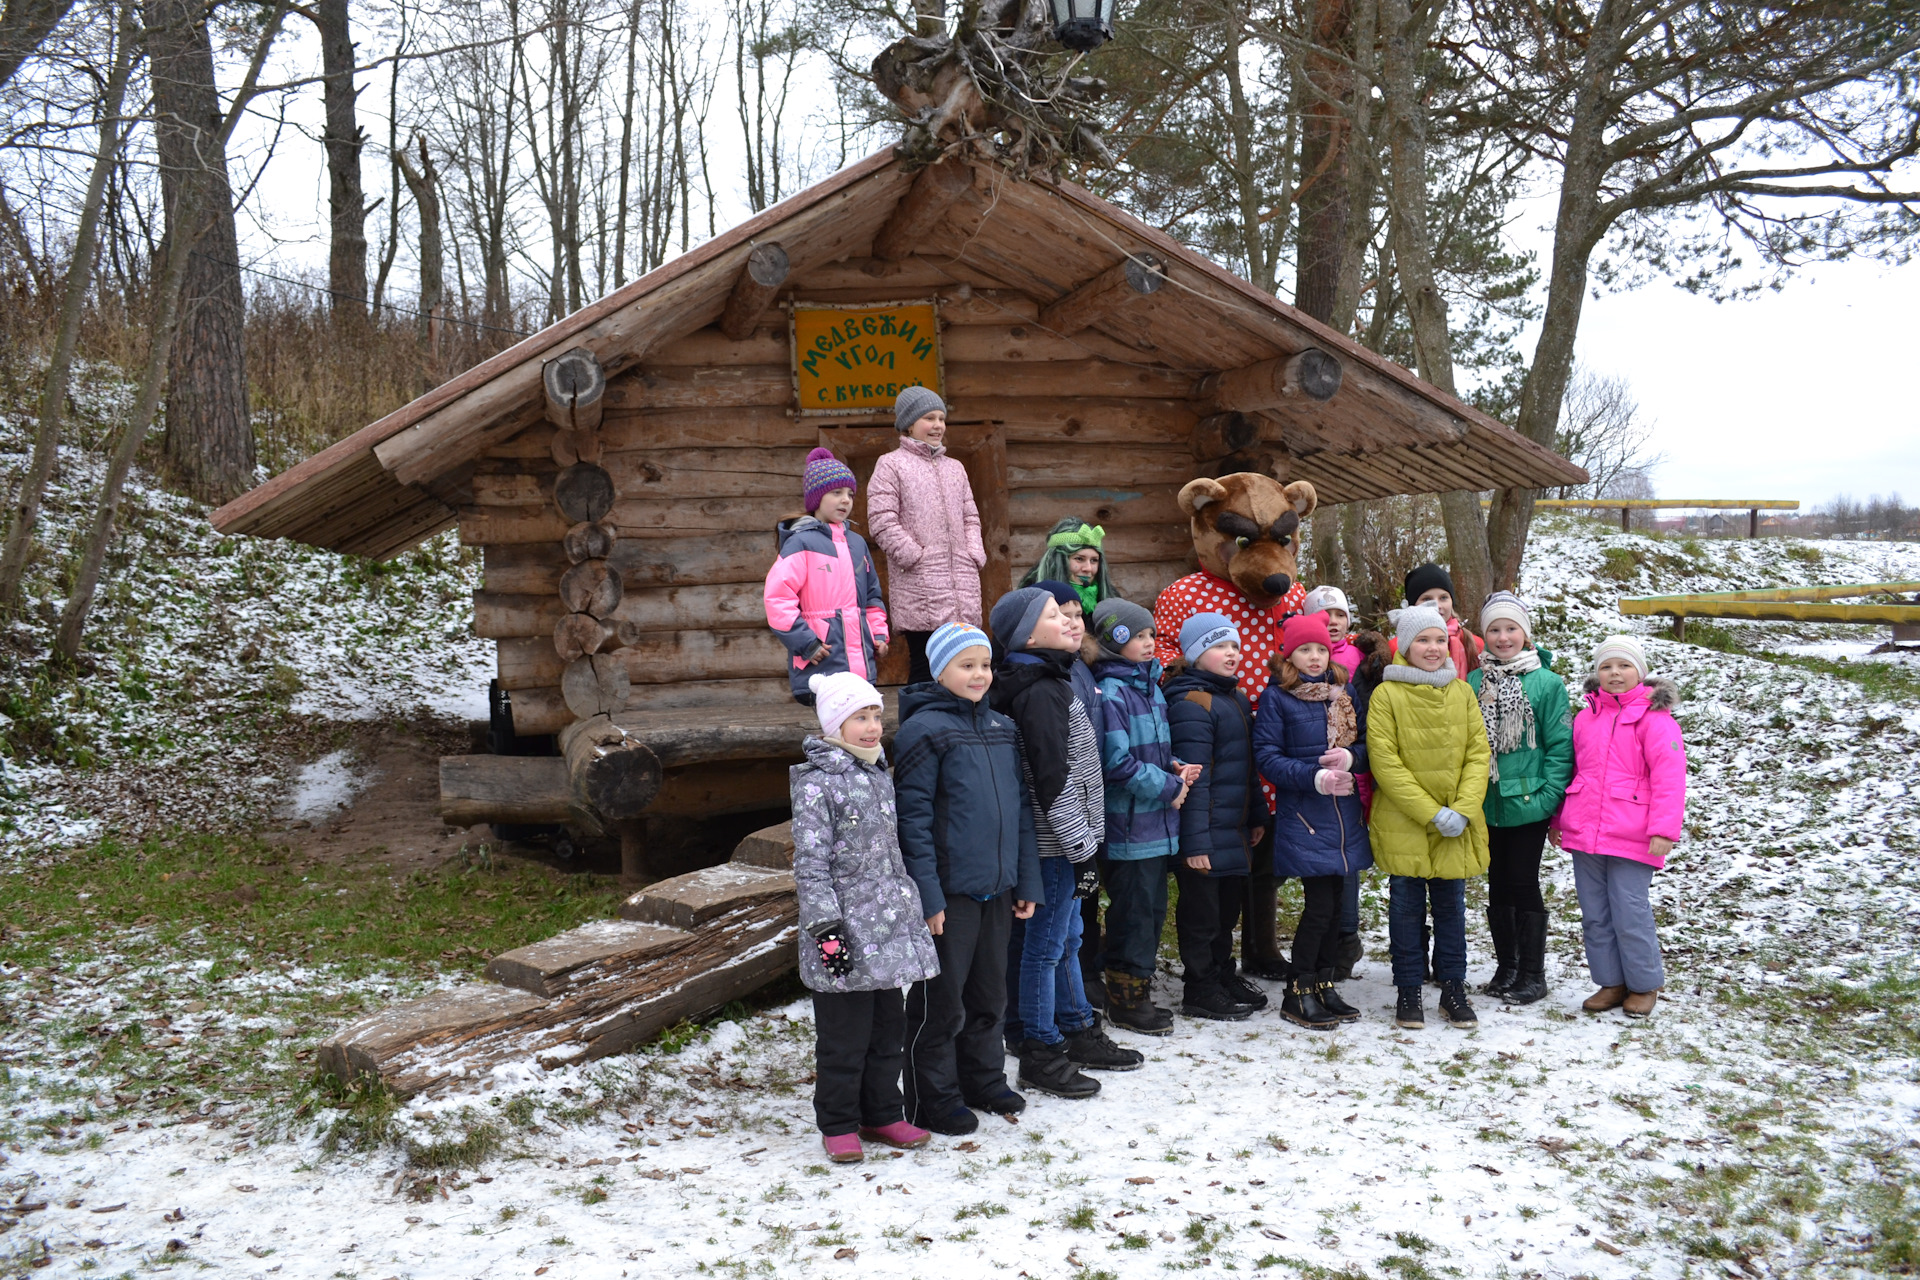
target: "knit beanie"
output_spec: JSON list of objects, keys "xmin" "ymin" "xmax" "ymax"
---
[
  {"xmin": 1280, "ymin": 612, "xmax": 1333, "ymax": 659},
  {"xmin": 1479, "ymin": 590, "xmax": 1532, "ymax": 639},
  {"xmin": 809, "ymin": 671, "xmax": 882, "ymax": 738},
  {"xmin": 1395, "ymin": 604, "xmax": 1448, "ymax": 655},
  {"xmin": 1180, "ymin": 612, "xmax": 1240, "ymax": 664},
  {"xmin": 1091, "ymin": 597, "xmax": 1154, "ymax": 658},
  {"xmin": 894, "ymin": 384, "xmax": 946, "ymax": 434},
  {"xmin": 1592, "ymin": 634, "xmax": 1650, "ymax": 680},
  {"xmin": 1302, "ymin": 585, "xmax": 1351, "ymax": 618},
  {"xmin": 1404, "ymin": 562, "xmax": 1454, "ymax": 605},
  {"xmin": 927, "ymin": 622, "xmax": 990, "ymax": 680},
  {"xmin": 989, "ymin": 587, "xmax": 1053, "ymax": 653},
  {"xmin": 802, "ymin": 447, "xmax": 857, "ymax": 514},
  {"xmin": 1031, "ymin": 579, "xmax": 1082, "ymax": 611}
]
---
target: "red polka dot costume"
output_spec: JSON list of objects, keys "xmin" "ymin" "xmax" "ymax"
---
[{"xmin": 1154, "ymin": 571, "xmax": 1307, "ymax": 811}]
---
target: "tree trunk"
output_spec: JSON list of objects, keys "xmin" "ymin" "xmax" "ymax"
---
[
  {"xmin": 1327, "ymin": 0, "xmax": 1377, "ymax": 336},
  {"xmin": 0, "ymin": 0, "xmax": 135, "ymax": 612},
  {"xmin": 396, "ymin": 134, "xmax": 442, "ymax": 347},
  {"xmin": 1293, "ymin": 0, "xmax": 1350, "ymax": 323},
  {"xmin": 1378, "ymin": 0, "xmax": 1490, "ymax": 623},
  {"xmin": 0, "ymin": 0, "xmax": 74, "ymax": 93},
  {"xmin": 313, "ymin": 0, "xmax": 366, "ymax": 327},
  {"xmin": 145, "ymin": 0, "xmax": 254, "ymax": 504}
]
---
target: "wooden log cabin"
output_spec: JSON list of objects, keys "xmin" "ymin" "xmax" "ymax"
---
[{"xmin": 210, "ymin": 148, "xmax": 1585, "ymax": 876}]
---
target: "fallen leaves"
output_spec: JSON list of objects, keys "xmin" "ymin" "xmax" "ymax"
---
[{"xmin": 1126, "ymin": 1176, "xmax": 1155, "ymax": 1185}]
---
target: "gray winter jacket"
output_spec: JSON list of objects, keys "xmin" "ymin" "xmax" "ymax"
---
[{"xmin": 789, "ymin": 735, "xmax": 941, "ymax": 993}]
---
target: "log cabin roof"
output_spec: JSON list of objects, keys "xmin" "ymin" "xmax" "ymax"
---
[{"xmin": 210, "ymin": 147, "xmax": 1585, "ymax": 558}]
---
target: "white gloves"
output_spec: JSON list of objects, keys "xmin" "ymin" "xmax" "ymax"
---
[{"xmin": 1431, "ymin": 807, "xmax": 1469, "ymax": 838}]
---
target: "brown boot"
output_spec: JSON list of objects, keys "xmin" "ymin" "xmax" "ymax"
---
[
  {"xmin": 1622, "ymin": 989, "xmax": 1660, "ymax": 1019},
  {"xmin": 1582, "ymin": 984, "xmax": 1628, "ymax": 1013}
]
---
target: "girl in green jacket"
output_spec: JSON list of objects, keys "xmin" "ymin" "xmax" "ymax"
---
[
  {"xmin": 1467, "ymin": 592, "xmax": 1573, "ymax": 1006},
  {"xmin": 1366, "ymin": 606, "xmax": 1490, "ymax": 1031}
]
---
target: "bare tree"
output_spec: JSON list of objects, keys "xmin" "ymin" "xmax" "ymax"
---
[
  {"xmin": 0, "ymin": 0, "xmax": 136, "ymax": 611},
  {"xmin": 0, "ymin": 0, "xmax": 75, "ymax": 91},
  {"xmin": 396, "ymin": 132, "xmax": 442, "ymax": 347},
  {"xmin": 1551, "ymin": 365, "xmax": 1663, "ymax": 500},
  {"xmin": 304, "ymin": 0, "xmax": 368, "ymax": 325}
]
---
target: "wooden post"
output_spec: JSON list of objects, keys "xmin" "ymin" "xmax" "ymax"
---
[
  {"xmin": 1749, "ymin": 507, "xmax": 1759, "ymax": 538},
  {"xmin": 1622, "ymin": 506, "xmax": 1631, "ymax": 533},
  {"xmin": 962, "ymin": 426, "xmax": 1012, "ymax": 609},
  {"xmin": 1189, "ymin": 411, "xmax": 1259, "ymax": 460},
  {"xmin": 619, "ymin": 819, "xmax": 650, "ymax": 884},
  {"xmin": 718, "ymin": 242, "xmax": 789, "ymax": 340},
  {"xmin": 1197, "ymin": 348, "xmax": 1342, "ymax": 412},
  {"xmin": 1672, "ymin": 614, "xmax": 1686, "ymax": 641}
]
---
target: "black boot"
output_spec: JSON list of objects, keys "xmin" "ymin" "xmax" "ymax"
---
[
  {"xmin": 1242, "ymin": 880, "xmax": 1292, "ymax": 980},
  {"xmin": 1333, "ymin": 932, "xmax": 1364, "ymax": 981},
  {"xmin": 1083, "ymin": 967, "xmax": 1107, "ymax": 1012},
  {"xmin": 1423, "ymin": 922, "xmax": 1436, "ymax": 985},
  {"xmin": 1503, "ymin": 911, "xmax": 1549, "ymax": 1005},
  {"xmin": 1017, "ymin": 1039, "xmax": 1100, "ymax": 1099},
  {"xmin": 1280, "ymin": 975, "xmax": 1339, "ymax": 1030},
  {"xmin": 1438, "ymin": 979, "xmax": 1478, "ymax": 1028},
  {"xmin": 1483, "ymin": 904, "xmax": 1517, "ymax": 999},
  {"xmin": 1104, "ymin": 971, "xmax": 1174, "ymax": 1037},
  {"xmin": 1317, "ymin": 970, "xmax": 1361, "ymax": 1023},
  {"xmin": 1394, "ymin": 985, "xmax": 1424, "ymax": 1030},
  {"xmin": 1064, "ymin": 1019, "xmax": 1145, "ymax": 1071},
  {"xmin": 1181, "ymin": 981, "xmax": 1255, "ymax": 1022},
  {"xmin": 1221, "ymin": 968, "xmax": 1270, "ymax": 1011}
]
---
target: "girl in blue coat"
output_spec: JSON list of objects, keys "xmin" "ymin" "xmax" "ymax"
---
[
  {"xmin": 1165, "ymin": 614, "xmax": 1272, "ymax": 1022},
  {"xmin": 1255, "ymin": 612, "xmax": 1372, "ymax": 1030}
]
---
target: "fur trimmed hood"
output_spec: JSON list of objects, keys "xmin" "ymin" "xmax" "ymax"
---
[{"xmin": 1581, "ymin": 673, "xmax": 1680, "ymax": 711}]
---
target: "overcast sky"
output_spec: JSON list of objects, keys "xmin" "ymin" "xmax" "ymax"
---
[{"xmin": 231, "ymin": 22, "xmax": 1919, "ymax": 512}]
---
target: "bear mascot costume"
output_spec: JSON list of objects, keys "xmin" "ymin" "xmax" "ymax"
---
[{"xmin": 1152, "ymin": 472, "xmax": 1318, "ymax": 981}]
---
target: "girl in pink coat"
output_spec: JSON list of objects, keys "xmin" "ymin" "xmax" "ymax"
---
[
  {"xmin": 867, "ymin": 387, "xmax": 988, "ymax": 684},
  {"xmin": 764, "ymin": 449, "xmax": 890, "ymax": 704},
  {"xmin": 1551, "ymin": 635, "xmax": 1686, "ymax": 1019}
]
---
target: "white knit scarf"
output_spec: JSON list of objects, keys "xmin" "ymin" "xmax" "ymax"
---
[{"xmin": 1476, "ymin": 649, "xmax": 1540, "ymax": 781}]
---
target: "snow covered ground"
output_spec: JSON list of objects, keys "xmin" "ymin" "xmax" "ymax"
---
[{"xmin": 3, "ymin": 414, "xmax": 1918, "ymax": 1279}]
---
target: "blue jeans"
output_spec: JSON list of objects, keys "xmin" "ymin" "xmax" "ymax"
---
[
  {"xmin": 1388, "ymin": 875, "xmax": 1467, "ymax": 987},
  {"xmin": 1019, "ymin": 858, "xmax": 1097, "ymax": 1046}
]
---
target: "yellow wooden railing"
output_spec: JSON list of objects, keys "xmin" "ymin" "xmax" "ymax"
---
[
  {"xmin": 1481, "ymin": 498, "xmax": 1799, "ymax": 535},
  {"xmin": 1618, "ymin": 581, "xmax": 1920, "ymax": 638}
]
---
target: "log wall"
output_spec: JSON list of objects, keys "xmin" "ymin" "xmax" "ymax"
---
[{"xmin": 465, "ymin": 256, "xmax": 1206, "ymax": 737}]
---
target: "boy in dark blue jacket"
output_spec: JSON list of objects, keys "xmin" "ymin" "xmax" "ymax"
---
[
  {"xmin": 1165, "ymin": 613, "xmax": 1271, "ymax": 1022},
  {"xmin": 894, "ymin": 623, "xmax": 1042, "ymax": 1134}
]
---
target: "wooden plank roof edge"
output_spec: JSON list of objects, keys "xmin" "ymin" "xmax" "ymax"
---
[
  {"xmin": 1036, "ymin": 173, "xmax": 1587, "ymax": 485},
  {"xmin": 209, "ymin": 146, "xmax": 904, "ymax": 536}
]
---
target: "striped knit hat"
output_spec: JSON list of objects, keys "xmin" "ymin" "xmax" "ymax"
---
[{"xmin": 802, "ymin": 447, "xmax": 857, "ymax": 514}]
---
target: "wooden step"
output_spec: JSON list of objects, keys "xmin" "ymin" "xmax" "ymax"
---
[
  {"xmin": 620, "ymin": 863, "xmax": 796, "ymax": 930},
  {"xmin": 730, "ymin": 820, "xmax": 794, "ymax": 869},
  {"xmin": 318, "ymin": 986, "xmax": 549, "ymax": 1086},
  {"xmin": 487, "ymin": 919, "xmax": 692, "ymax": 997}
]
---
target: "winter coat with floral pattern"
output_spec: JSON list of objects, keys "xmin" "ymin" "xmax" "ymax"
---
[{"xmin": 789, "ymin": 735, "xmax": 941, "ymax": 993}]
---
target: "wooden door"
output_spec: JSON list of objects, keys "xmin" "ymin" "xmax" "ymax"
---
[{"xmin": 816, "ymin": 420, "xmax": 1009, "ymax": 685}]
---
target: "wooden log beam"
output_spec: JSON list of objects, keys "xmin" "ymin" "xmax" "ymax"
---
[
  {"xmin": 718, "ymin": 242, "xmax": 790, "ymax": 341},
  {"xmin": 1198, "ymin": 348, "xmax": 1343, "ymax": 411},
  {"xmin": 871, "ymin": 158, "xmax": 973, "ymax": 261},
  {"xmin": 562, "ymin": 652, "xmax": 632, "ymax": 719},
  {"xmin": 542, "ymin": 347, "xmax": 606, "ymax": 434},
  {"xmin": 1190, "ymin": 411, "xmax": 1259, "ymax": 460},
  {"xmin": 1038, "ymin": 252, "xmax": 1167, "ymax": 337},
  {"xmin": 559, "ymin": 713, "xmax": 662, "ymax": 821},
  {"xmin": 553, "ymin": 463, "xmax": 615, "ymax": 523},
  {"xmin": 438, "ymin": 755, "xmax": 573, "ymax": 826}
]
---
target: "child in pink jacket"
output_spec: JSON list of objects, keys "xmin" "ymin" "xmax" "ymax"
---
[
  {"xmin": 1551, "ymin": 635, "xmax": 1685, "ymax": 1020},
  {"xmin": 764, "ymin": 449, "xmax": 890, "ymax": 704},
  {"xmin": 866, "ymin": 387, "xmax": 987, "ymax": 685}
]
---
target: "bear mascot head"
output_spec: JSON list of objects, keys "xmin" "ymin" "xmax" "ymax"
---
[{"xmin": 1177, "ymin": 473, "xmax": 1318, "ymax": 611}]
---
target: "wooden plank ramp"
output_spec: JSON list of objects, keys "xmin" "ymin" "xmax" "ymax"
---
[{"xmin": 317, "ymin": 821, "xmax": 797, "ymax": 1097}]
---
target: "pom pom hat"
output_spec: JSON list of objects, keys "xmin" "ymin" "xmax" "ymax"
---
[
  {"xmin": 809, "ymin": 671, "xmax": 882, "ymax": 738},
  {"xmin": 802, "ymin": 447, "xmax": 857, "ymax": 514},
  {"xmin": 927, "ymin": 622, "xmax": 990, "ymax": 680},
  {"xmin": 1280, "ymin": 612, "xmax": 1334, "ymax": 660},
  {"xmin": 1179, "ymin": 612, "xmax": 1240, "ymax": 664}
]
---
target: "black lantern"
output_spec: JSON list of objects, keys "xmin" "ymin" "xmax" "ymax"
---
[{"xmin": 1049, "ymin": 0, "xmax": 1112, "ymax": 51}]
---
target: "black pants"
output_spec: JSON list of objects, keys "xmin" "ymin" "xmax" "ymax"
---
[
  {"xmin": 902, "ymin": 630, "xmax": 935, "ymax": 685},
  {"xmin": 1077, "ymin": 851, "xmax": 1109, "ymax": 985},
  {"xmin": 1488, "ymin": 820, "xmax": 1550, "ymax": 914},
  {"xmin": 904, "ymin": 892, "xmax": 1012, "ymax": 1121},
  {"xmin": 1290, "ymin": 874, "xmax": 1344, "ymax": 976},
  {"xmin": 812, "ymin": 988, "xmax": 906, "ymax": 1137},
  {"xmin": 1102, "ymin": 856, "xmax": 1170, "ymax": 978},
  {"xmin": 1173, "ymin": 865, "xmax": 1244, "ymax": 991}
]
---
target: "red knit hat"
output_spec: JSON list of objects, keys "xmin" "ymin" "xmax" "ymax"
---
[{"xmin": 1280, "ymin": 612, "xmax": 1332, "ymax": 659}]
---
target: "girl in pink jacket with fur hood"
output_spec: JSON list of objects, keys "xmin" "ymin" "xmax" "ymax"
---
[
  {"xmin": 1551, "ymin": 635, "xmax": 1686, "ymax": 1020},
  {"xmin": 867, "ymin": 387, "xmax": 988, "ymax": 684}
]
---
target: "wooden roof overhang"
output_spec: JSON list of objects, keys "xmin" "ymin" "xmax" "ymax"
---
[{"xmin": 210, "ymin": 148, "xmax": 1585, "ymax": 557}]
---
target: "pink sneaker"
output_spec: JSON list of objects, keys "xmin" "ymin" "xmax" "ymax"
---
[
  {"xmin": 858, "ymin": 1121, "xmax": 932, "ymax": 1150},
  {"xmin": 822, "ymin": 1132, "xmax": 864, "ymax": 1163}
]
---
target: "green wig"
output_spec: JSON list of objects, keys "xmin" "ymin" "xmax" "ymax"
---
[{"xmin": 1019, "ymin": 517, "xmax": 1113, "ymax": 610}]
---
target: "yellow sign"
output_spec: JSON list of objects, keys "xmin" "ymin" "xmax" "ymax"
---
[{"xmin": 790, "ymin": 301, "xmax": 943, "ymax": 414}]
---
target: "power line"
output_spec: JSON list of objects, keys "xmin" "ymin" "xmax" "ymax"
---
[{"xmin": 191, "ymin": 251, "xmax": 533, "ymax": 339}]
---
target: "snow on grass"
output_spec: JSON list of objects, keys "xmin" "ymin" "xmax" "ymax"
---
[{"xmin": 0, "ymin": 373, "xmax": 492, "ymax": 857}]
